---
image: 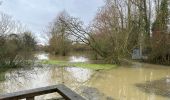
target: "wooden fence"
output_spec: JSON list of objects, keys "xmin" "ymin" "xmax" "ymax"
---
[{"xmin": 0, "ymin": 84, "xmax": 85, "ymax": 100}]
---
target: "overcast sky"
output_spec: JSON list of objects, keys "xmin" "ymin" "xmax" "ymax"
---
[{"xmin": 0, "ymin": 0, "xmax": 104, "ymax": 44}]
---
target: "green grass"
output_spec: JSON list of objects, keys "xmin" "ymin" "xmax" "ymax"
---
[
  {"xmin": 0, "ymin": 72, "xmax": 5, "ymax": 82},
  {"xmin": 41, "ymin": 60, "xmax": 116, "ymax": 70}
]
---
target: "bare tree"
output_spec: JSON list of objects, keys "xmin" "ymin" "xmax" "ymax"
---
[
  {"xmin": 0, "ymin": 13, "xmax": 15, "ymax": 35},
  {"xmin": 47, "ymin": 0, "xmax": 169, "ymax": 64},
  {"xmin": 58, "ymin": 1, "xmax": 133, "ymax": 64},
  {"xmin": 48, "ymin": 11, "xmax": 72, "ymax": 56}
]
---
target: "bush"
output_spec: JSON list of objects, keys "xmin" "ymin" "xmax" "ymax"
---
[{"xmin": 0, "ymin": 32, "xmax": 36, "ymax": 68}]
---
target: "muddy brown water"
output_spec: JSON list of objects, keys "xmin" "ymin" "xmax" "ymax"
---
[{"xmin": 0, "ymin": 53, "xmax": 170, "ymax": 100}]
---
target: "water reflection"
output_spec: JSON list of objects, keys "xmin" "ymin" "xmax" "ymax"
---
[
  {"xmin": 36, "ymin": 53, "xmax": 89, "ymax": 63},
  {"xmin": 69, "ymin": 56, "xmax": 88, "ymax": 62},
  {"xmin": 0, "ymin": 66, "xmax": 95, "ymax": 99},
  {"xmin": 66, "ymin": 67, "xmax": 92, "ymax": 82},
  {"xmin": 35, "ymin": 53, "xmax": 49, "ymax": 60}
]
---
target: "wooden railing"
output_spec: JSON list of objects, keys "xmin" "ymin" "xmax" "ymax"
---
[{"xmin": 0, "ymin": 84, "xmax": 85, "ymax": 100}]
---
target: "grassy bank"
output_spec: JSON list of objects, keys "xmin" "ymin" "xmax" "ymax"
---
[{"xmin": 41, "ymin": 60, "xmax": 116, "ymax": 70}]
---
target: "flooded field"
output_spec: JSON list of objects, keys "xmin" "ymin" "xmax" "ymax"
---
[{"xmin": 0, "ymin": 53, "xmax": 170, "ymax": 100}]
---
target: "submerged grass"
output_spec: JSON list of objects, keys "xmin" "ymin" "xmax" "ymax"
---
[
  {"xmin": 41, "ymin": 60, "xmax": 116, "ymax": 70},
  {"xmin": 0, "ymin": 72, "xmax": 5, "ymax": 82}
]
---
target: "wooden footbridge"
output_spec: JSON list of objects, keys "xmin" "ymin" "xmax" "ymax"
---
[{"xmin": 0, "ymin": 84, "xmax": 85, "ymax": 100}]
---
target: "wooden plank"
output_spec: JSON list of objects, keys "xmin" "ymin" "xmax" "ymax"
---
[
  {"xmin": 55, "ymin": 84, "xmax": 85, "ymax": 100},
  {"xmin": 46, "ymin": 97, "xmax": 65, "ymax": 100},
  {"xmin": 0, "ymin": 84, "xmax": 85, "ymax": 100},
  {"xmin": 0, "ymin": 85, "xmax": 59, "ymax": 100}
]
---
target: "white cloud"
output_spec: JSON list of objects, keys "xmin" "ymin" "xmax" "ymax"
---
[{"xmin": 0, "ymin": 0, "xmax": 104, "ymax": 44}]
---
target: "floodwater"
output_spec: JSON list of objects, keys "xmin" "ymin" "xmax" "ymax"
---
[{"xmin": 0, "ymin": 53, "xmax": 170, "ymax": 100}]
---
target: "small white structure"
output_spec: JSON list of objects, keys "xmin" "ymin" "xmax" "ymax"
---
[{"xmin": 132, "ymin": 48, "xmax": 142, "ymax": 60}]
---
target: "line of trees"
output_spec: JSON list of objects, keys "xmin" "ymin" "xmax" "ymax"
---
[
  {"xmin": 48, "ymin": 0, "xmax": 170, "ymax": 64},
  {"xmin": 151, "ymin": 0, "xmax": 170, "ymax": 64}
]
